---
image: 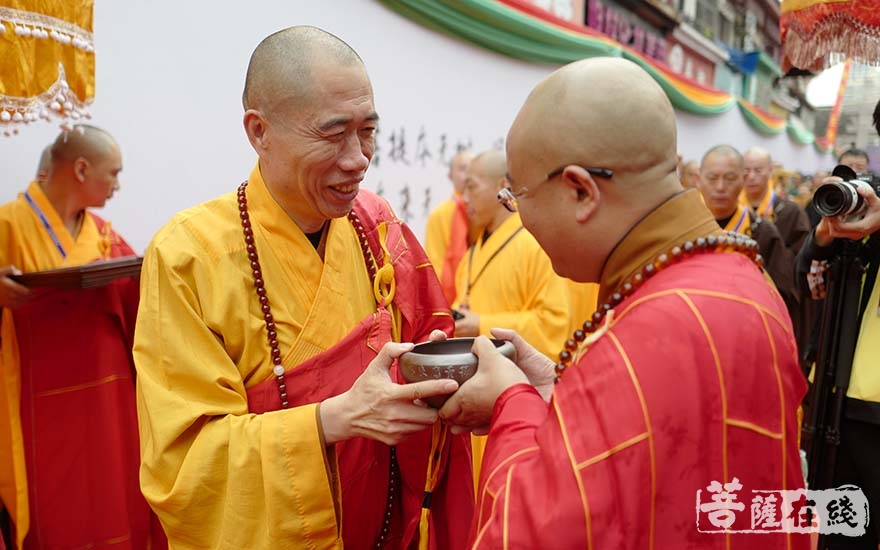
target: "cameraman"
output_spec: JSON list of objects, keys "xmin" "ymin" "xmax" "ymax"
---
[
  {"xmin": 807, "ymin": 148, "xmax": 872, "ymax": 227},
  {"xmin": 795, "ymin": 98, "xmax": 880, "ymax": 549}
]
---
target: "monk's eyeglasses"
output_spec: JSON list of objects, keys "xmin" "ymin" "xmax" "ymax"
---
[{"xmin": 497, "ymin": 165, "xmax": 614, "ymax": 213}]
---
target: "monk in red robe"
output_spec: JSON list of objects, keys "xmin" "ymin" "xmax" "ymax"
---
[
  {"xmin": 440, "ymin": 57, "xmax": 810, "ymax": 549},
  {"xmin": 0, "ymin": 126, "xmax": 164, "ymax": 549}
]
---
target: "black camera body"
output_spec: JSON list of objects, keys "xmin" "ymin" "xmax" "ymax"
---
[{"xmin": 812, "ymin": 165, "xmax": 880, "ymax": 218}]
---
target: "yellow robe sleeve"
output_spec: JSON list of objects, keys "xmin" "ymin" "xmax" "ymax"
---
[
  {"xmin": 424, "ymin": 199, "xmax": 454, "ymax": 278},
  {"xmin": 133, "ymin": 234, "xmax": 341, "ymax": 549}
]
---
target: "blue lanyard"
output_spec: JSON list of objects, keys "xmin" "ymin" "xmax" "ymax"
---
[
  {"xmin": 24, "ymin": 191, "xmax": 67, "ymax": 259},
  {"xmin": 731, "ymin": 207, "xmax": 748, "ymax": 233}
]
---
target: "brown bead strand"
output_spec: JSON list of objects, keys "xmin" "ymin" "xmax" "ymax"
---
[
  {"xmin": 554, "ymin": 232, "xmax": 763, "ymax": 380},
  {"xmin": 236, "ymin": 182, "xmax": 396, "ymax": 548}
]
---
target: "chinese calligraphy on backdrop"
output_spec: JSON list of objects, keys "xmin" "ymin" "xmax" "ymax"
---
[{"xmin": 365, "ymin": 123, "xmax": 504, "ymax": 240}]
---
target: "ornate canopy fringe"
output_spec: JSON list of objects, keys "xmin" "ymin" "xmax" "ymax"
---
[
  {"xmin": 0, "ymin": 2, "xmax": 95, "ymax": 137},
  {"xmin": 781, "ymin": 0, "xmax": 880, "ymax": 71}
]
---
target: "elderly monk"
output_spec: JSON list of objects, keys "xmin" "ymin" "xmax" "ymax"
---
[
  {"xmin": 698, "ymin": 145, "xmax": 798, "ymax": 318},
  {"xmin": 742, "ymin": 146, "xmax": 811, "ymax": 356},
  {"xmin": 0, "ymin": 126, "xmax": 163, "ymax": 549},
  {"xmin": 424, "ymin": 150, "xmax": 475, "ymax": 304},
  {"xmin": 439, "ymin": 58, "xmax": 809, "ymax": 549},
  {"xmin": 742, "ymin": 147, "xmax": 810, "ymax": 256},
  {"xmin": 133, "ymin": 26, "xmax": 472, "ymax": 549},
  {"xmin": 452, "ymin": 149, "xmax": 569, "ymax": 357},
  {"xmin": 450, "ymin": 149, "xmax": 570, "ymax": 492}
]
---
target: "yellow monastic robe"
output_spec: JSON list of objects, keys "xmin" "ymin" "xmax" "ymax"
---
[
  {"xmin": 0, "ymin": 182, "xmax": 119, "ymax": 546},
  {"xmin": 451, "ymin": 213, "xmax": 569, "ymax": 490},
  {"xmin": 133, "ymin": 167, "xmax": 382, "ymax": 548},
  {"xmin": 424, "ymin": 197, "xmax": 457, "ymax": 278},
  {"xmin": 451, "ymin": 213, "xmax": 569, "ymax": 358}
]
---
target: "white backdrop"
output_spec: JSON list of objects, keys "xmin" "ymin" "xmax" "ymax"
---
[{"xmin": 1, "ymin": 0, "xmax": 834, "ymax": 253}]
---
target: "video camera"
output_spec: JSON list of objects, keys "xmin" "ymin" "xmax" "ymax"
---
[{"xmin": 813, "ymin": 164, "xmax": 880, "ymax": 218}]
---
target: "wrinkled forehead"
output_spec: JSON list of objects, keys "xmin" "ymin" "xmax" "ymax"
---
[
  {"xmin": 744, "ymin": 154, "xmax": 771, "ymax": 169},
  {"xmin": 702, "ymin": 150, "xmax": 742, "ymax": 170}
]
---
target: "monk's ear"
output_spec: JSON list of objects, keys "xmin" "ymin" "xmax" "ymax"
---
[
  {"xmin": 561, "ymin": 166, "xmax": 600, "ymax": 223},
  {"xmin": 73, "ymin": 157, "xmax": 90, "ymax": 183},
  {"xmin": 243, "ymin": 110, "xmax": 269, "ymax": 152}
]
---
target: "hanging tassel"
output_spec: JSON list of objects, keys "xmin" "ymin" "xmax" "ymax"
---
[{"xmin": 418, "ymin": 421, "xmax": 449, "ymax": 550}]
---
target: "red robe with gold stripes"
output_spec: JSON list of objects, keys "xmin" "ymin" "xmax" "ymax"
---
[{"xmin": 472, "ymin": 191, "xmax": 810, "ymax": 549}]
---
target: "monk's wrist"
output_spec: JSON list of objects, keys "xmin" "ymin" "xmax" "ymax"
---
[{"xmin": 318, "ymin": 393, "xmax": 350, "ymax": 445}]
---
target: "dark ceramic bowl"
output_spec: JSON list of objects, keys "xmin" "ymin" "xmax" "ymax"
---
[{"xmin": 399, "ymin": 337, "xmax": 517, "ymax": 408}]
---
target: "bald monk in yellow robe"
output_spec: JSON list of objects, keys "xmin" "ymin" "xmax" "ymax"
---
[
  {"xmin": 424, "ymin": 150, "xmax": 474, "ymax": 304},
  {"xmin": 133, "ymin": 26, "xmax": 472, "ymax": 549},
  {"xmin": 0, "ymin": 125, "xmax": 163, "ymax": 549},
  {"xmin": 451, "ymin": 150, "xmax": 569, "ymax": 358},
  {"xmin": 450, "ymin": 149, "xmax": 570, "ymax": 489}
]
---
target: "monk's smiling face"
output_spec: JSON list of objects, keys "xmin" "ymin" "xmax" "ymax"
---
[
  {"xmin": 262, "ymin": 63, "xmax": 377, "ymax": 232},
  {"xmin": 242, "ymin": 27, "xmax": 378, "ymax": 233}
]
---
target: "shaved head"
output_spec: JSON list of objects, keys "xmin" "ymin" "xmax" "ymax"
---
[
  {"xmin": 43, "ymin": 124, "xmax": 122, "ymax": 211},
  {"xmin": 50, "ymin": 124, "xmax": 118, "ymax": 166},
  {"xmin": 464, "ymin": 149, "xmax": 509, "ymax": 233},
  {"xmin": 702, "ymin": 145, "xmax": 743, "ymax": 169},
  {"xmin": 470, "ymin": 150, "xmax": 507, "ymax": 184},
  {"xmin": 506, "ymin": 57, "xmax": 682, "ymax": 281},
  {"xmin": 449, "ymin": 150, "xmax": 475, "ymax": 194},
  {"xmin": 743, "ymin": 146, "xmax": 773, "ymax": 200},
  {"xmin": 744, "ymin": 146, "xmax": 771, "ymax": 165},
  {"xmin": 508, "ymin": 57, "xmax": 679, "ymax": 191},
  {"xmin": 242, "ymin": 26, "xmax": 363, "ymax": 113},
  {"xmin": 36, "ymin": 144, "xmax": 52, "ymax": 181}
]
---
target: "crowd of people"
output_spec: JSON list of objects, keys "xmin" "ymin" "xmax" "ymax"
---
[{"xmin": 1, "ymin": 24, "xmax": 880, "ymax": 550}]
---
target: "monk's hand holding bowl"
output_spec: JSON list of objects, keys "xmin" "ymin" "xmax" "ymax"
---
[
  {"xmin": 453, "ymin": 307, "xmax": 479, "ymax": 337},
  {"xmin": 490, "ymin": 328, "xmax": 555, "ymax": 403},
  {"xmin": 319, "ymin": 341, "xmax": 459, "ymax": 446},
  {"xmin": 439, "ymin": 335, "xmax": 529, "ymax": 435}
]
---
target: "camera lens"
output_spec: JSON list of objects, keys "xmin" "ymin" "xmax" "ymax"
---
[{"xmin": 813, "ymin": 181, "xmax": 862, "ymax": 217}]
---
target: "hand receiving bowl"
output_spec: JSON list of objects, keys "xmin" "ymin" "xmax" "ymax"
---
[{"xmin": 398, "ymin": 337, "xmax": 517, "ymax": 408}]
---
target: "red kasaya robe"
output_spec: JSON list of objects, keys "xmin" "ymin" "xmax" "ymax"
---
[
  {"xmin": 247, "ymin": 192, "xmax": 474, "ymax": 548},
  {"xmin": 472, "ymin": 190, "xmax": 810, "ymax": 549},
  {"xmin": 4, "ymin": 213, "xmax": 164, "ymax": 549}
]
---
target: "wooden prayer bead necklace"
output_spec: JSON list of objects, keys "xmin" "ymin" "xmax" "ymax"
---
[
  {"xmin": 554, "ymin": 232, "xmax": 763, "ymax": 381},
  {"xmin": 237, "ymin": 182, "xmax": 395, "ymax": 548}
]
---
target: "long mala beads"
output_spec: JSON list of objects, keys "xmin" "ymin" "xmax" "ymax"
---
[
  {"xmin": 554, "ymin": 232, "xmax": 763, "ymax": 380},
  {"xmin": 236, "ymin": 182, "xmax": 396, "ymax": 548}
]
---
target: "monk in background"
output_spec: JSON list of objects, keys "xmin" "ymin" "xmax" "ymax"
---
[
  {"xmin": 0, "ymin": 126, "xmax": 164, "ymax": 549},
  {"xmin": 451, "ymin": 149, "xmax": 570, "ymax": 492},
  {"xmin": 440, "ymin": 57, "xmax": 808, "ymax": 549},
  {"xmin": 424, "ymin": 150, "xmax": 474, "ymax": 305}
]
